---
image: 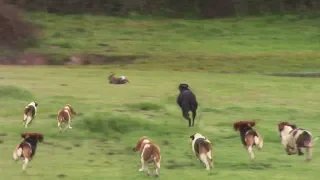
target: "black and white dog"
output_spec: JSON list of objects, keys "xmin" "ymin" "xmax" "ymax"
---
[
  {"xmin": 177, "ymin": 83, "xmax": 198, "ymax": 127},
  {"xmin": 189, "ymin": 133, "xmax": 214, "ymax": 170},
  {"xmin": 23, "ymin": 102, "xmax": 38, "ymax": 128}
]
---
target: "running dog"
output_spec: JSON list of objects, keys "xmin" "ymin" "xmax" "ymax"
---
[
  {"xmin": 189, "ymin": 133, "xmax": 214, "ymax": 170},
  {"xmin": 23, "ymin": 101, "xmax": 38, "ymax": 128},
  {"xmin": 233, "ymin": 120, "xmax": 263, "ymax": 160},
  {"xmin": 278, "ymin": 122, "xmax": 318, "ymax": 161},
  {"xmin": 13, "ymin": 132, "xmax": 44, "ymax": 171},
  {"xmin": 57, "ymin": 104, "xmax": 76, "ymax": 132},
  {"xmin": 132, "ymin": 136, "xmax": 161, "ymax": 177}
]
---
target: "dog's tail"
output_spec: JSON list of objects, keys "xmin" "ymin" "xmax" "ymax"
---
[{"xmin": 312, "ymin": 137, "xmax": 319, "ymax": 146}]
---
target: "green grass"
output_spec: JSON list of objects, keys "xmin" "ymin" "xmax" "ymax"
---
[
  {"xmin": 1, "ymin": 12, "xmax": 320, "ymax": 179},
  {"xmin": 0, "ymin": 66, "xmax": 320, "ymax": 180},
  {"xmin": 19, "ymin": 12, "xmax": 320, "ymax": 72}
]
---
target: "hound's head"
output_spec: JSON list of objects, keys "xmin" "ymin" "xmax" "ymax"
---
[
  {"xmin": 21, "ymin": 132, "xmax": 44, "ymax": 142},
  {"xmin": 233, "ymin": 121, "xmax": 256, "ymax": 131},
  {"xmin": 278, "ymin": 122, "xmax": 297, "ymax": 133},
  {"xmin": 29, "ymin": 101, "xmax": 38, "ymax": 107},
  {"xmin": 278, "ymin": 122, "xmax": 297, "ymax": 144},
  {"xmin": 108, "ymin": 72, "xmax": 115, "ymax": 79},
  {"xmin": 132, "ymin": 136, "xmax": 150, "ymax": 152},
  {"xmin": 179, "ymin": 83, "xmax": 189, "ymax": 92},
  {"xmin": 65, "ymin": 104, "xmax": 76, "ymax": 115},
  {"xmin": 189, "ymin": 133, "xmax": 206, "ymax": 142}
]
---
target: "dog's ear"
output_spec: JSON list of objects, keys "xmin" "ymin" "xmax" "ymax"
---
[
  {"xmin": 37, "ymin": 133, "xmax": 44, "ymax": 142},
  {"xmin": 21, "ymin": 133, "xmax": 28, "ymax": 139},
  {"xmin": 34, "ymin": 102, "xmax": 38, "ymax": 107},
  {"xmin": 289, "ymin": 124, "xmax": 297, "ymax": 129},
  {"xmin": 278, "ymin": 122, "xmax": 290, "ymax": 132},
  {"xmin": 179, "ymin": 83, "xmax": 189, "ymax": 91},
  {"xmin": 233, "ymin": 122, "xmax": 241, "ymax": 131},
  {"xmin": 189, "ymin": 134, "xmax": 195, "ymax": 140},
  {"xmin": 247, "ymin": 121, "xmax": 256, "ymax": 127}
]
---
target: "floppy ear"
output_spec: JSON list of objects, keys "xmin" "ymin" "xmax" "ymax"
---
[
  {"xmin": 132, "ymin": 136, "xmax": 148, "ymax": 152},
  {"xmin": 247, "ymin": 121, "xmax": 256, "ymax": 127},
  {"xmin": 21, "ymin": 133, "xmax": 28, "ymax": 139},
  {"xmin": 233, "ymin": 122, "xmax": 242, "ymax": 131},
  {"xmin": 189, "ymin": 134, "xmax": 195, "ymax": 140},
  {"xmin": 289, "ymin": 124, "xmax": 297, "ymax": 129},
  {"xmin": 278, "ymin": 122, "xmax": 290, "ymax": 132},
  {"xmin": 37, "ymin": 133, "xmax": 44, "ymax": 142}
]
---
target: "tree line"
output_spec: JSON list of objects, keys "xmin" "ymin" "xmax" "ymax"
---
[{"xmin": 3, "ymin": 0, "xmax": 320, "ymax": 18}]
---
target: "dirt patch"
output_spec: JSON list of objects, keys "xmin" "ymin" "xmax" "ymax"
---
[
  {"xmin": 66, "ymin": 54, "xmax": 146, "ymax": 65},
  {"xmin": 56, "ymin": 174, "xmax": 67, "ymax": 178},
  {"xmin": 0, "ymin": 53, "xmax": 147, "ymax": 65},
  {"xmin": 0, "ymin": 54, "xmax": 48, "ymax": 65}
]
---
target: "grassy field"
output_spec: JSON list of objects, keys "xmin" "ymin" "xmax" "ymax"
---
[
  {"xmin": 0, "ymin": 12, "xmax": 320, "ymax": 180},
  {"xmin": 22, "ymin": 12, "xmax": 320, "ymax": 73},
  {"xmin": 0, "ymin": 67, "xmax": 320, "ymax": 180}
]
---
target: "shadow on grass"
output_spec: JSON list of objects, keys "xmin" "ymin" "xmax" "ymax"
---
[{"xmin": 266, "ymin": 72, "xmax": 320, "ymax": 78}]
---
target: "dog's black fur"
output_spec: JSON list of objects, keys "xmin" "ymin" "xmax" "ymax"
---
[{"xmin": 177, "ymin": 83, "xmax": 198, "ymax": 127}]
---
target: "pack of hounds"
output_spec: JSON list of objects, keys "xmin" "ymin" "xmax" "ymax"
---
[{"xmin": 13, "ymin": 82, "xmax": 319, "ymax": 177}]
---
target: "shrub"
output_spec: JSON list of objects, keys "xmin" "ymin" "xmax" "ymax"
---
[{"xmin": 0, "ymin": 2, "xmax": 39, "ymax": 50}]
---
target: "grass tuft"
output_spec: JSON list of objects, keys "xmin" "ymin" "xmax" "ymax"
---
[
  {"xmin": 0, "ymin": 85, "xmax": 34, "ymax": 100},
  {"xmin": 125, "ymin": 102, "xmax": 163, "ymax": 111}
]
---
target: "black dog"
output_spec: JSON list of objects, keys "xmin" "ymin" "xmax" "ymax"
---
[{"xmin": 176, "ymin": 83, "xmax": 198, "ymax": 127}]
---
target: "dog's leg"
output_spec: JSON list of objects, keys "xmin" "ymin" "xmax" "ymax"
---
[
  {"xmin": 22, "ymin": 158, "xmax": 29, "ymax": 171},
  {"xmin": 247, "ymin": 146, "xmax": 255, "ymax": 160},
  {"xmin": 25, "ymin": 116, "xmax": 32, "ymax": 128},
  {"xmin": 297, "ymin": 147, "xmax": 304, "ymax": 156},
  {"xmin": 68, "ymin": 121, "xmax": 72, "ymax": 129},
  {"xmin": 144, "ymin": 161, "xmax": 151, "ymax": 176},
  {"xmin": 23, "ymin": 114, "xmax": 27, "ymax": 125},
  {"xmin": 138, "ymin": 156, "xmax": 144, "ymax": 172},
  {"xmin": 191, "ymin": 109, "xmax": 196, "ymax": 127},
  {"xmin": 182, "ymin": 111, "xmax": 192, "ymax": 127},
  {"xmin": 200, "ymin": 153, "xmax": 210, "ymax": 170},
  {"xmin": 306, "ymin": 147, "xmax": 312, "ymax": 161},
  {"xmin": 207, "ymin": 150, "xmax": 214, "ymax": 168},
  {"xmin": 58, "ymin": 122, "xmax": 62, "ymax": 132}
]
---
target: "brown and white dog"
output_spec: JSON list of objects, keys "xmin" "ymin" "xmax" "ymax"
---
[
  {"xmin": 233, "ymin": 120, "xmax": 263, "ymax": 160},
  {"xmin": 108, "ymin": 72, "xmax": 129, "ymax": 84},
  {"xmin": 189, "ymin": 133, "xmax": 214, "ymax": 170},
  {"xmin": 132, "ymin": 136, "xmax": 161, "ymax": 177},
  {"xmin": 13, "ymin": 132, "xmax": 44, "ymax": 171},
  {"xmin": 57, "ymin": 104, "xmax": 76, "ymax": 132},
  {"xmin": 278, "ymin": 122, "xmax": 318, "ymax": 161},
  {"xmin": 23, "ymin": 101, "xmax": 38, "ymax": 128}
]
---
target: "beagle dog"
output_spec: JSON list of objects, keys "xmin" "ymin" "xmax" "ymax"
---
[
  {"xmin": 23, "ymin": 101, "xmax": 38, "ymax": 128},
  {"xmin": 278, "ymin": 122, "xmax": 318, "ymax": 161},
  {"xmin": 132, "ymin": 136, "xmax": 161, "ymax": 177},
  {"xmin": 13, "ymin": 132, "xmax": 44, "ymax": 171},
  {"xmin": 233, "ymin": 120, "xmax": 263, "ymax": 160},
  {"xmin": 57, "ymin": 104, "xmax": 76, "ymax": 132},
  {"xmin": 189, "ymin": 133, "xmax": 214, "ymax": 170}
]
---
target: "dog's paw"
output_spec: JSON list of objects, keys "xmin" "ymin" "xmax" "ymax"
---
[{"xmin": 138, "ymin": 168, "xmax": 144, "ymax": 172}]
